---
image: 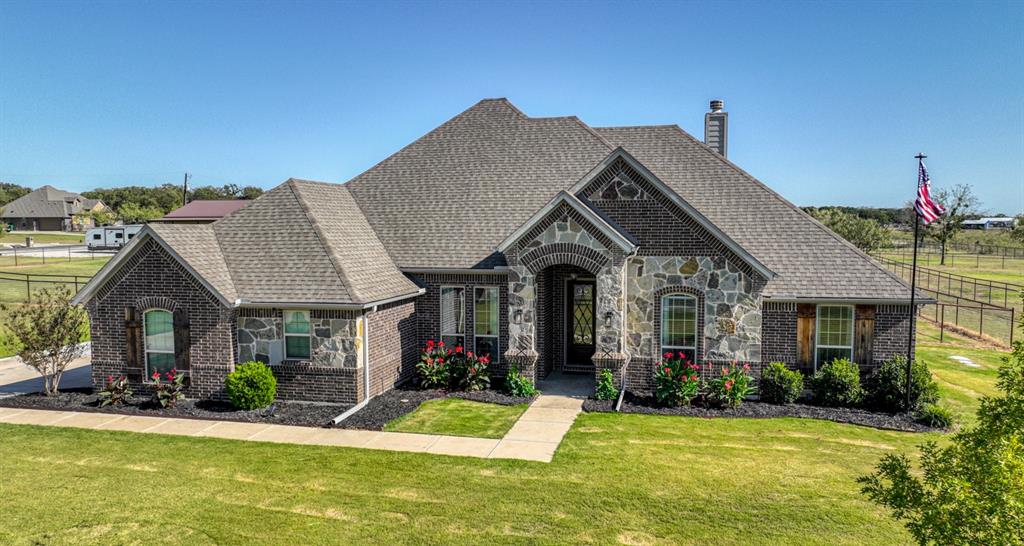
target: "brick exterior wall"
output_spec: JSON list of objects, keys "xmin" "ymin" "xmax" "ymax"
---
[
  {"xmin": 873, "ymin": 304, "xmax": 915, "ymax": 366},
  {"xmin": 762, "ymin": 301, "xmax": 797, "ymax": 365},
  {"xmin": 270, "ymin": 363, "xmax": 359, "ymax": 405},
  {"xmin": 409, "ymin": 272, "xmax": 510, "ymax": 379},
  {"xmin": 86, "ymin": 239, "xmax": 236, "ymax": 400},
  {"xmin": 367, "ymin": 299, "xmax": 419, "ymax": 397}
]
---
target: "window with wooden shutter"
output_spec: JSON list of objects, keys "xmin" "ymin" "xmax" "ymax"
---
[
  {"xmin": 854, "ymin": 305, "xmax": 875, "ymax": 365},
  {"xmin": 796, "ymin": 304, "xmax": 816, "ymax": 368},
  {"xmin": 124, "ymin": 307, "xmax": 142, "ymax": 378},
  {"xmin": 173, "ymin": 307, "xmax": 191, "ymax": 371}
]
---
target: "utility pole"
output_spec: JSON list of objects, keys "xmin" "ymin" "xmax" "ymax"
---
[{"xmin": 182, "ymin": 172, "xmax": 191, "ymax": 207}]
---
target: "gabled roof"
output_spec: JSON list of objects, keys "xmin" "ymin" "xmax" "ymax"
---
[
  {"xmin": 1, "ymin": 185, "xmax": 101, "ymax": 219},
  {"xmin": 157, "ymin": 200, "xmax": 250, "ymax": 221},
  {"xmin": 497, "ymin": 190, "xmax": 638, "ymax": 253},
  {"xmin": 76, "ymin": 180, "xmax": 421, "ymax": 308},
  {"xmin": 345, "ymin": 98, "xmax": 913, "ymax": 301}
]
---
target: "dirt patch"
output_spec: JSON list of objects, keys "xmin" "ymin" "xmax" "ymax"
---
[
  {"xmin": 582, "ymin": 393, "xmax": 941, "ymax": 432},
  {"xmin": 334, "ymin": 384, "xmax": 536, "ymax": 431},
  {"xmin": 0, "ymin": 388, "xmax": 347, "ymax": 428}
]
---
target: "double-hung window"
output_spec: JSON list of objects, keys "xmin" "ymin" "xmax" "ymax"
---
[
  {"xmin": 440, "ymin": 286, "xmax": 465, "ymax": 348},
  {"xmin": 815, "ymin": 305, "xmax": 853, "ymax": 368},
  {"xmin": 143, "ymin": 309, "xmax": 175, "ymax": 377},
  {"xmin": 660, "ymin": 295, "xmax": 697, "ymax": 362},
  {"xmin": 284, "ymin": 310, "xmax": 311, "ymax": 360},
  {"xmin": 474, "ymin": 286, "xmax": 499, "ymax": 360}
]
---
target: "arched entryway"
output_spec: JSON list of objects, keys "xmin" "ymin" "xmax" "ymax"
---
[{"xmin": 535, "ymin": 264, "xmax": 594, "ymax": 377}]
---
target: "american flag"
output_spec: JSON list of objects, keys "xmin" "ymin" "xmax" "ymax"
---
[{"xmin": 914, "ymin": 159, "xmax": 945, "ymax": 224}]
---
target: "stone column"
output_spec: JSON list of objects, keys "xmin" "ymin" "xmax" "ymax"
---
[{"xmin": 505, "ymin": 264, "xmax": 539, "ymax": 381}]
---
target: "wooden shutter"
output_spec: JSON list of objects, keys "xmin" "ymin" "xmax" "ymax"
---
[
  {"xmin": 854, "ymin": 305, "xmax": 875, "ymax": 366},
  {"xmin": 173, "ymin": 307, "xmax": 191, "ymax": 371},
  {"xmin": 796, "ymin": 304, "xmax": 816, "ymax": 368},
  {"xmin": 124, "ymin": 307, "xmax": 143, "ymax": 379}
]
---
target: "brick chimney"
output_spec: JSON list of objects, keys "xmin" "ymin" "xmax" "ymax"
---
[{"xmin": 704, "ymin": 99, "xmax": 728, "ymax": 157}]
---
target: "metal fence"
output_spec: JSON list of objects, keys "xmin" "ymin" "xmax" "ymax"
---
[
  {"xmin": 0, "ymin": 245, "xmax": 107, "ymax": 267},
  {"xmin": 872, "ymin": 254, "xmax": 1020, "ymax": 346},
  {"xmin": 882, "ymin": 241, "xmax": 1024, "ymax": 269},
  {"xmin": 0, "ymin": 271, "xmax": 93, "ymax": 304}
]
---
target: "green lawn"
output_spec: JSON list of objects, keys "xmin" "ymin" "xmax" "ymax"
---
[
  {"xmin": 0, "ymin": 414, "xmax": 933, "ymax": 545},
  {"xmin": 0, "ymin": 257, "xmax": 109, "ymax": 304},
  {"xmin": 384, "ymin": 398, "xmax": 528, "ymax": 439},
  {"xmin": 0, "ymin": 231, "xmax": 85, "ymax": 245},
  {"xmin": 875, "ymin": 248, "xmax": 1024, "ymax": 285},
  {"xmin": 915, "ymin": 320, "xmax": 1007, "ymax": 426}
]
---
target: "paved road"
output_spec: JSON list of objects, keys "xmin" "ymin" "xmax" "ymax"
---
[{"xmin": 0, "ymin": 244, "xmax": 114, "ymax": 259}]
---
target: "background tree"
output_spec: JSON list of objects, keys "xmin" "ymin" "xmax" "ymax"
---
[
  {"xmin": 925, "ymin": 184, "xmax": 979, "ymax": 265},
  {"xmin": 1011, "ymin": 215, "xmax": 1024, "ymax": 245},
  {"xmin": 0, "ymin": 287, "xmax": 88, "ymax": 396},
  {"xmin": 83, "ymin": 184, "xmax": 183, "ymax": 214},
  {"xmin": 858, "ymin": 300, "xmax": 1024, "ymax": 545},
  {"xmin": 117, "ymin": 202, "xmax": 165, "ymax": 224},
  {"xmin": 809, "ymin": 208, "xmax": 891, "ymax": 253},
  {"xmin": 189, "ymin": 184, "xmax": 263, "ymax": 201},
  {"xmin": 0, "ymin": 182, "xmax": 32, "ymax": 207}
]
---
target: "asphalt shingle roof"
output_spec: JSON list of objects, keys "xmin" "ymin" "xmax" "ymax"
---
[
  {"xmin": 1, "ymin": 185, "xmax": 98, "ymax": 219},
  {"xmin": 148, "ymin": 223, "xmax": 238, "ymax": 302},
  {"xmin": 345, "ymin": 98, "xmax": 912, "ymax": 301}
]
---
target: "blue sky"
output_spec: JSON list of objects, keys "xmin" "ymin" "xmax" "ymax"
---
[{"xmin": 1, "ymin": 1, "xmax": 1021, "ymax": 212}]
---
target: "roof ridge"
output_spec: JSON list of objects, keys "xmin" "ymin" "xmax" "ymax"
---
[
  {"xmin": 661, "ymin": 124, "xmax": 912, "ymax": 291},
  {"xmin": 287, "ymin": 179, "xmax": 363, "ymax": 302},
  {"xmin": 593, "ymin": 124, "xmax": 680, "ymax": 130},
  {"xmin": 567, "ymin": 115, "xmax": 615, "ymax": 151}
]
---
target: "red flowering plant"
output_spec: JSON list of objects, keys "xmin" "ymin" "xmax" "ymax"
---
[
  {"xmin": 708, "ymin": 362, "xmax": 754, "ymax": 408},
  {"xmin": 416, "ymin": 340, "xmax": 451, "ymax": 389},
  {"xmin": 654, "ymin": 351, "xmax": 702, "ymax": 407},
  {"xmin": 150, "ymin": 368, "xmax": 187, "ymax": 408},
  {"xmin": 97, "ymin": 375, "xmax": 133, "ymax": 407},
  {"xmin": 449, "ymin": 345, "xmax": 491, "ymax": 392}
]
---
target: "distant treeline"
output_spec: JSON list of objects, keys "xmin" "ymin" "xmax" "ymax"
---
[{"xmin": 801, "ymin": 206, "xmax": 911, "ymax": 227}]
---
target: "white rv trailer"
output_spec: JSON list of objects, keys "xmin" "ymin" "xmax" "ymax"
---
[{"xmin": 86, "ymin": 225, "xmax": 143, "ymax": 250}]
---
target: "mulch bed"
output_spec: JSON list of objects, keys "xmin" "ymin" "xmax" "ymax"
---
[
  {"xmin": 335, "ymin": 384, "xmax": 536, "ymax": 431},
  {"xmin": 583, "ymin": 392, "xmax": 939, "ymax": 432},
  {"xmin": 0, "ymin": 388, "xmax": 348, "ymax": 428}
]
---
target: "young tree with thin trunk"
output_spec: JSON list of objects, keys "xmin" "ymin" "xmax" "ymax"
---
[
  {"xmin": 1, "ymin": 286, "xmax": 88, "ymax": 396},
  {"xmin": 926, "ymin": 184, "xmax": 979, "ymax": 265}
]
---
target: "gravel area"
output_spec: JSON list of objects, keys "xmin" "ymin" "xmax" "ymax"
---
[
  {"xmin": 0, "ymin": 389, "xmax": 348, "ymax": 428},
  {"xmin": 582, "ymin": 393, "xmax": 939, "ymax": 432},
  {"xmin": 335, "ymin": 384, "xmax": 536, "ymax": 431}
]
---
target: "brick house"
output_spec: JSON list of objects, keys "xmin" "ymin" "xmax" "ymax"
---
[
  {"xmin": 2, "ymin": 185, "xmax": 109, "ymax": 232},
  {"xmin": 73, "ymin": 99, "xmax": 921, "ymax": 405}
]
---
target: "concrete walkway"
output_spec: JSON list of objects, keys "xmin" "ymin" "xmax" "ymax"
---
[
  {"xmin": 0, "ymin": 373, "xmax": 591, "ymax": 463},
  {"xmin": 0, "ymin": 353, "xmax": 91, "ymax": 396}
]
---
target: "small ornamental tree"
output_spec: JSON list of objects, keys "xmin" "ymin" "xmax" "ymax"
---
[
  {"xmin": 859, "ymin": 335, "xmax": 1024, "ymax": 544},
  {"xmin": 654, "ymin": 352, "xmax": 701, "ymax": 407},
  {"xmin": 0, "ymin": 286, "xmax": 87, "ymax": 396}
]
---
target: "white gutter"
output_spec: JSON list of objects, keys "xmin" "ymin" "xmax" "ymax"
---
[
  {"xmin": 235, "ymin": 288, "xmax": 425, "ymax": 311},
  {"xmin": 402, "ymin": 267, "xmax": 509, "ymax": 275}
]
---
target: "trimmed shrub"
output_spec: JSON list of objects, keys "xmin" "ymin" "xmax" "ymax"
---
[
  {"xmin": 594, "ymin": 368, "xmax": 618, "ymax": 401},
  {"xmin": 504, "ymin": 367, "xmax": 538, "ymax": 397},
  {"xmin": 866, "ymin": 355, "xmax": 939, "ymax": 413},
  {"xmin": 654, "ymin": 352, "xmax": 701, "ymax": 407},
  {"xmin": 811, "ymin": 358, "xmax": 863, "ymax": 407},
  {"xmin": 759, "ymin": 362, "xmax": 804, "ymax": 404},
  {"xmin": 914, "ymin": 403, "xmax": 954, "ymax": 429},
  {"xmin": 225, "ymin": 361, "xmax": 277, "ymax": 410},
  {"xmin": 708, "ymin": 362, "xmax": 754, "ymax": 408}
]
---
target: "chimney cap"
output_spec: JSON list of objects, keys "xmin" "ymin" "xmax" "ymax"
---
[{"xmin": 710, "ymin": 99, "xmax": 724, "ymax": 113}]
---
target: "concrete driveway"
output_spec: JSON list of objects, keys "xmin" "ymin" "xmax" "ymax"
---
[{"xmin": 0, "ymin": 348, "xmax": 92, "ymax": 396}]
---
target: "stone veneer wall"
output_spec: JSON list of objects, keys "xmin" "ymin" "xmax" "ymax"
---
[
  {"xmin": 86, "ymin": 239, "xmax": 236, "ymax": 400},
  {"xmin": 236, "ymin": 308, "xmax": 363, "ymax": 404}
]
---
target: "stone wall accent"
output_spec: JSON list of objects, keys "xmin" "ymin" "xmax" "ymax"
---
[
  {"xmin": 86, "ymin": 238, "xmax": 236, "ymax": 400},
  {"xmin": 873, "ymin": 304, "xmax": 915, "ymax": 366},
  {"xmin": 625, "ymin": 256, "xmax": 763, "ymax": 363},
  {"xmin": 762, "ymin": 301, "xmax": 797, "ymax": 366},
  {"xmin": 236, "ymin": 309, "xmax": 361, "ymax": 368},
  {"xmin": 367, "ymin": 299, "xmax": 419, "ymax": 397},
  {"xmin": 237, "ymin": 311, "xmax": 282, "ymax": 364}
]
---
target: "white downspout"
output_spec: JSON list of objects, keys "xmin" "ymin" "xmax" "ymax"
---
[{"xmin": 332, "ymin": 307, "xmax": 375, "ymax": 424}]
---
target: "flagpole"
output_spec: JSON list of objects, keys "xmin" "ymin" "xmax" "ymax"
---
[{"xmin": 906, "ymin": 153, "xmax": 926, "ymax": 410}]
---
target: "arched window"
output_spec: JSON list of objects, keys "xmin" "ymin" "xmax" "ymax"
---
[
  {"xmin": 143, "ymin": 309, "xmax": 175, "ymax": 377},
  {"xmin": 660, "ymin": 295, "xmax": 697, "ymax": 362}
]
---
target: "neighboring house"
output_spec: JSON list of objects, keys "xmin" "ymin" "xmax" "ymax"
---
[
  {"xmin": 152, "ymin": 200, "xmax": 251, "ymax": 224},
  {"xmin": 2, "ymin": 185, "xmax": 109, "ymax": 232},
  {"xmin": 962, "ymin": 217, "xmax": 1018, "ymax": 230},
  {"xmin": 73, "ymin": 99, "xmax": 923, "ymax": 405}
]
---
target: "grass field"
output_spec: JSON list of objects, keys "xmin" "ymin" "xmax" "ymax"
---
[
  {"xmin": 915, "ymin": 320, "xmax": 1006, "ymax": 426},
  {"xmin": 384, "ymin": 398, "xmax": 528, "ymax": 438},
  {"xmin": 0, "ymin": 231, "xmax": 85, "ymax": 245},
  {"xmin": 0, "ymin": 258, "xmax": 109, "ymax": 304},
  {"xmin": 0, "ymin": 414, "xmax": 938, "ymax": 545},
  {"xmin": 876, "ymin": 247, "xmax": 1024, "ymax": 285}
]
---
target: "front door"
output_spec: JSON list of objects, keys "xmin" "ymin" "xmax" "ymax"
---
[{"xmin": 565, "ymin": 280, "xmax": 596, "ymax": 372}]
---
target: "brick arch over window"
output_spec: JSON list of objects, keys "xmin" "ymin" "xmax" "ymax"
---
[
  {"xmin": 652, "ymin": 285, "xmax": 705, "ymax": 363},
  {"xmin": 520, "ymin": 243, "xmax": 610, "ymax": 276},
  {"xmin": 134, "ymin": 296, "xmax": 179, "ymax": 313}
]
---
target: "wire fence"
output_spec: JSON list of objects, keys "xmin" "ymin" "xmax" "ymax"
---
[
  {"xmin": 872, "ymin": 254, "xmax": 1021, "ymax": 346},
  {"xmin": 0, "ymin": 271, "xmax": 92, "ymax": 304},
  {"xmin": 881, "ymin": 241, "xmax": 1024, "ymax": 270},
  {"xmin": 0, "ymin": 245, "xmax": 107, "ymax": 268}
]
